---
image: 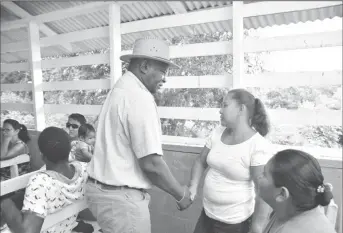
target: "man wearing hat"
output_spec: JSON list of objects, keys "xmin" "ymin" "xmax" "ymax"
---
[{"xmin": 86, "ymin": 38, "xmax": 193, "ymax": 233}]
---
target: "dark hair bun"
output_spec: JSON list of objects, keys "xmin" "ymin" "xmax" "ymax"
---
[{"xmin": 316, "ymin": 184, "xmax": 334, "ymax": 206}]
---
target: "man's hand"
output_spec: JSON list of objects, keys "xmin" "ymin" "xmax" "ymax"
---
[{"xmin": 176, "ymin": 186, "xmax": 193, "ymax": 211}]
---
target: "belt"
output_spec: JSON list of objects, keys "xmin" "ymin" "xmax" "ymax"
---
[{"xmin": 88, "ymin": 176, "xmax": 145, "ymax": 192}]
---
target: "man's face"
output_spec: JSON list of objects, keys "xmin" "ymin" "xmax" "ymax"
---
[{"xmin": 142, "ymin": 60, "xmax": 169, "ymax": 94}]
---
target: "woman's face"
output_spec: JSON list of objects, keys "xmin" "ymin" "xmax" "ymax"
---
[
  {"xmin": 219, "ymin": 94, "xmax": 241, "ymax": 127},
  {"xmin": 2, "ymin": 123, "xmax": 18, "ymax": 138},
  {"xmin": 257, "ymin": 161, "xmax": 279, "ymax": 208},
  {"xmin": 66, "ymin": 118, "xmax": 81, "ymax": 139}
]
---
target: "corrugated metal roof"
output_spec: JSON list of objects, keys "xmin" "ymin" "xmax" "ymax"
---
[{"xmin": 1, "ymin": 1, "xmax": 342, "ymax": 64}]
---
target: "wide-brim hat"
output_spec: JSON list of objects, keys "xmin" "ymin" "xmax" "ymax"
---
[{"xmin": 120, "ymin": 37, "xmax": 180, "ymax": 69}]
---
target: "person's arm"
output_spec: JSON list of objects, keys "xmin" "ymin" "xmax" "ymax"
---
[
  {"xmin": 0, "ymin": 136, "xmax": 11, "ymax": 159},
  {"xmin": 0, "ymin": 173, "xmax": 47, "ymax": 233},
  {"xmin": 0, "ymin": 139, "xmax": 25, "ymax": 160},
  {"xmin": 139, "ymin": 154, "xmax": 185, "ymax": 201},
  {"xmin": 250, "ymin": 165, "xmax": 272, "ymax": 233},
  {"xmin": 75, "ymin": 147, "xmax": 92, "ymax": 162},
  {"xmin": 188, "ymin": 146, "xmax": 210, "ymax": 199},
  {"xmin": 126, "ymin": 97, "xmax": 191, "ymax": 210},
  {"xmin": 0, "ymin": 199, "xmax": 44, "ymax": 233}
]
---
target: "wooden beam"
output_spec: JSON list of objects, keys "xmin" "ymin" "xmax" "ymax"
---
[
  {"xmin": 1, "ymin": 30, "xmax": 341, "ymax": 71},
  {"xmin": 44, "ymin": 104, "xmax": 102, "ymax": 115},
  {"xmin": 0, "ymin": 154, "xmax": 30, "ymax": 169},
  {"xmin": 232, "ymin": 1, "xmax": 244, "ymax": 88},
  {"xmin": 28, "ymin": 21, "xmax": 45, "ymax": 131},
  {"xmin": 109, "ymin": 3, "xmax": 122, "ymax": 88},
  {"xmin": 167, "ymin": 1, "xmax": 187, "ymax": 14},
  {"xmin": 243, "ymin": 71, "xmax": 343, "ymax": 88},
  {"xmin": 0, "ymin": 103, "xmax": 34, "ymax": 112},
  {"xmin": 0, "ymin": 83, "xmax": 32, "ymax": 92},
  {"xmin": 1, "ymin": 71, "xmax": 339, "ymax": 92},
  {"xmin": 0, "ymin": 2, "xmax": 112, "ymax": 32},
  {"xmin": 0, "ymin": 2, "xmax": 72, "ymax": 52},
  {"xmin": 41, "ymin": 104, "xmax": 342, "ymax": 126},
  {"xmin": 41, "ymin": 79, "xmax": 111, "ymax": 91}
]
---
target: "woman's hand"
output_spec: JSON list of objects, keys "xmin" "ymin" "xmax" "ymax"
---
[
  {"xmin": 2, "ymin": 134, "xmax": 12, "ymax": 141},
  {"xmin": 189, "ymin": 184, "xmax": 198, "ymax": 201}
]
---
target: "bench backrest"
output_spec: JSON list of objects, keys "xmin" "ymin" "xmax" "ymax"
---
[{"xmin": 0, "ymin": 170, "xmax": 88, "ymax": 231}]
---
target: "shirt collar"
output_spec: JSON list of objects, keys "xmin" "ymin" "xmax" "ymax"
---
[{"xmin": 125, "ymin": 71, "xmax": 152, "ymax": 95}]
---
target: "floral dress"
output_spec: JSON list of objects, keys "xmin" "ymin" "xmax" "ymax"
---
[{"xmin": 21, "ymin": 161, "xmax": 88, "ymax": 233}]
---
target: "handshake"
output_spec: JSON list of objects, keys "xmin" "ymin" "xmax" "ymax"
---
[{"xmin": 175, "ymin": 184, "xmax": 197, "ymax": 211}]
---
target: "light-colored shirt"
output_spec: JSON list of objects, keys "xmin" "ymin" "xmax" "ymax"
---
[
  {"xmin": 22, "ymin": 161, "xmax": 88, "ymax": 233},
  {"xmin": 203, "ymin": 126, "xmax": 274, "ymax": 224},
  {"xmin": 263, "ymin": 207, "xmax": 336, "ymax": 233},
  {"xmin": 87, "ymin": 71, "xmax": 163, "ymax": 189}
]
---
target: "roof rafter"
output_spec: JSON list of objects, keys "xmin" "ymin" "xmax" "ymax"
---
[{"xmin": 0, "ymin": 1, "xmax": 72, "ymax": 52}]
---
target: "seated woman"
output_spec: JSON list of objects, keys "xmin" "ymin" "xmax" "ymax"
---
[
  {"xmin": 69, "ymin": 123, "xmax": 96, "ymax": 163},
  {"xmin": 0, "ymin": 127, "xmax": 88, "ymax": 233},
  {"xmin": 1, "ymin": 119, "xmax": 30, "ymax": 161},
  {"xmin": 258, "ymin": 149, "xmax": 336, "ymax": 233},
  {"xmin": 66, "ymin": 113, "xmax": 87, "ymax": 141}
]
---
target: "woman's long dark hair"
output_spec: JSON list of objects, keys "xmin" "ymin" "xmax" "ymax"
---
[{"xmin": 3, "ymin": 119, "xmax": 31, "ymax": 143}]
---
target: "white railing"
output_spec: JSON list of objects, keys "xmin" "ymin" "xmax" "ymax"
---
[
  {"xmin": 0, "ymin": 154, "xmax": 30, "ymax": 178},
  {"xmin": 2, "ymin": 30, "xmax": 342, "ymax": 72}
]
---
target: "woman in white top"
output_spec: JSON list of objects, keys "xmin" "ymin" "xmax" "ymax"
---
[{"xmin": 189, "ymin": 89, "xmax": 273, "ymax": 233}]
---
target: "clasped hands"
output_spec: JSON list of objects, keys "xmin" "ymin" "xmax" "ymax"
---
[{"xmin": 176, "ymin": 184, "xmax": 197, "ymax": 211}]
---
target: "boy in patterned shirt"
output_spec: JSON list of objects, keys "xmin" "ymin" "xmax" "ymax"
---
[{"xmin": 0, "ymin": 127, "xmax": 88, "ymax": 233}]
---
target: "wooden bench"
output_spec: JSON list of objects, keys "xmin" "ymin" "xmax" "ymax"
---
[
  {"xmin": 0, "ymin": 170, "xmax": 88, "ymax": 231},
  {"xmin": 0, "ymin": 154, "xmax": 30, "ymax": 178}
]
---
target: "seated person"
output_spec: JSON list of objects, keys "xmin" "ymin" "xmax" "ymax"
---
[
  {"xmin": 69, "ymin": 124, "xmax": 95, "ymax": 163},
  {"xmin": 0, "ymin": 127, "xmax": 88, "ymax": 233},
  {"xmin": 66, "ymin": 113, "xmax": 86, "ymax": 141},
  {"xmin": 1, "ymin": 119, "xmax": 30, "ymax": 161},
  {"xmin": 258, "ymin": 149, "xmax": 336, "ymax": 233}
]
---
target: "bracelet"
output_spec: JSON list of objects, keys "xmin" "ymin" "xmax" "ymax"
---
[{"xmin": 176, "ymin": 187, "xmax": 186, "ymax": 203}]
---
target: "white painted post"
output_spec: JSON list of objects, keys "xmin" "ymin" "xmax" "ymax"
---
[
  {"xmin": 109, "ymin": 3, "xmax": 122, "ymax": 88},
  {"xmin": 232, "ymin": 1, "xmax": 244, "ymax": 88},
  {"xmin": 28, "ymin": 21, "xmax": 46, "ymax": 131}
]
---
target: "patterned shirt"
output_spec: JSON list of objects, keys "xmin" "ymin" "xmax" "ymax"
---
[{"xmin": 21, "ymin": 161, "xmax": 88, "ymax": 233}]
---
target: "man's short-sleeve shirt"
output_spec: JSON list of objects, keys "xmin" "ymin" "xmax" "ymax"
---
[{"xmin": 87, "ymin": 72, "xmax": 163, "ymax": 189}]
